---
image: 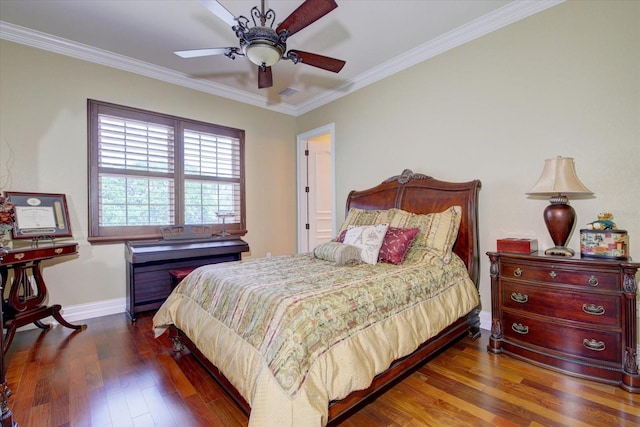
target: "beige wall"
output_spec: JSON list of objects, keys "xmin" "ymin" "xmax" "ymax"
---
[
  {"xmin": 297, "ymin": 0, "xmax": 640, "ymax": 316},
  {"xmin": 1, "ymin": 1, "xmax": 638, "ymax": 324},
  {"xmin": 0, "ymin": 41, "xmax": 298, "ymax": 307}
]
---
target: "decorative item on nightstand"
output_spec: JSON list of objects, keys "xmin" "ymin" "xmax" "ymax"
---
[
  {"xmin": 580, "ymin": 212, "xmax": 629, "ymax": 259},
  {"xmin": 526, "ymin": 156, "xmax": 593, "ymax": 257},
  {"xmin": 496, "ymin": 238, "xmax": 538, "ymax": 254}
]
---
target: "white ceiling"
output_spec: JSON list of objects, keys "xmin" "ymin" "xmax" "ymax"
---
[{"xmin": 0, "ymin": 0, "xmax": 562, "ymax": 116}]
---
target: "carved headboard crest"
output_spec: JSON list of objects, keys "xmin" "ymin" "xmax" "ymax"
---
[{"xmin": 382, "ymin": 169, "xmax": 432, "ymax": 185}]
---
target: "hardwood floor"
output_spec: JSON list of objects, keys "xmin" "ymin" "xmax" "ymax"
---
[{"xmin": 4, "ymin": 312, "xmax": 640, "ymax": 427}]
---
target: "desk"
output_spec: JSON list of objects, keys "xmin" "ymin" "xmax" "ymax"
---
[
  {"xmin": 125, "ymin": 237, "xmax": 249, "ymax": 321},
  {"xmin": 0, "ymin": 241, "xmax": 86, "ymax": 354}
]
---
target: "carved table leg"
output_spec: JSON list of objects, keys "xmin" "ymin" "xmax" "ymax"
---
[
  {"xmin": 0, "ymin": 381, "xmax": 16, "ymax": 427},
  {"xmin": 3, "ymin": 261, "xmax": 87, "ymax": 355}
]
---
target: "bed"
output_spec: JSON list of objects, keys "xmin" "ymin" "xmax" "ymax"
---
[{"xmin": 153, "ymin": 169, "xmax": 482, "ymax": 426}]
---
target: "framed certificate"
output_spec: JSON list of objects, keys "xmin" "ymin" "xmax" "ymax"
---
[{"xmin": 6, "ymin": 192, "xmax": 73, "ymax": 239}]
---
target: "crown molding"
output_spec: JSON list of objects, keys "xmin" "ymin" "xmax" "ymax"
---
[
  {"xmin": 0, "ymin": 0, "xmax": 563, "ymax": 117},
  {"xmin": 295, "ymin": 0, "xmax": 564, "ymax": 115},
  {"xmin": 0, "ymin": 21, "xmax": 299, "ymax": 116}
]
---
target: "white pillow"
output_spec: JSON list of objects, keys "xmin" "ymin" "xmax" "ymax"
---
[{"xmin": 343, "ymin": 224, "xmax": 389, "ymax": 265}]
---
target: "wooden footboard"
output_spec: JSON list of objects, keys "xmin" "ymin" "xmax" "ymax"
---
[{"xmin": 168, "ymin": 308, "xmax": 480, "ymax": 425}]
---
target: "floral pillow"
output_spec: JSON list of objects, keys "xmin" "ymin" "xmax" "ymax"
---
[
  {"xmin": 378, "ymin": 227, "xmax": 420, "ymax": 265},
  {"xmin": 343, "ymin": 223, "xmax": 389, "ymax": 265},
  {"xmin": 313, "ymin": 241, "xmax": 361, "ymax": 266}
]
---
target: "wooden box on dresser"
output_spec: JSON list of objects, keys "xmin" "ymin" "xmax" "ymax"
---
[{"xmin": 487, "ymin": 251, "xmax": 640, "ymax": 392}]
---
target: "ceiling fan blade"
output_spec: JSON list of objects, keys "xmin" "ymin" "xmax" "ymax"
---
[
  {"xmin": 258, "ymin": 66, "xmax": 273, "ymax": 89},
  {"xmin": 199, "ymin": 0, "xmax": 237, "ymax": 27},
  {"xmin": 276, "ymin": 0, "xmax": 338, "ymax": 38},
  {"xmin": 288, "ymin": 50, "xmax": 345, "ymax": 73},
  {"xmin": 174, "ymin": 47, "xmax": 235, "ymax": 58}
]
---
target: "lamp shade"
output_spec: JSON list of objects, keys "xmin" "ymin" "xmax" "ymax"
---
[{"xmin": 526, "ymin": 156, "xmax": 593, "ymax": 196}]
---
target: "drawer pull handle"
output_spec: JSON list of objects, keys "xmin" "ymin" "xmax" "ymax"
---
[
  {"xmin": 513, "ymin": 268, "xmax": 522, "ymax": 277},
  {"xmin": 588, "ymin": 276, "xmax": 598, "ymax": 286},
  {"xmin": 511, "ymin": 292, "xmax": 529, "ymax": 304},
  {"xmin": 583, "ymin": 339, "xmax": 605, "ymax": 351},
  {"xmin": 549, "ymin": 270, "xmax": 557, "ymax": 279},
  {"xmin": 582, "ymin": 304, "xmax": 605, "ymax": 315},
  {"xmin": 511, "ymin": 323, "xmax": 529, "ymax": 335}
]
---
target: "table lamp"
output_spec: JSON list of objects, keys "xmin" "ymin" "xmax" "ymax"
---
[{"xmin": 526, "ymin": 156, "xmax": 593, "ymax": 256}]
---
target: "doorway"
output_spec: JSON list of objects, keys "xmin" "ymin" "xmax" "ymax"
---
[{"xmin": 297, "ymin": 124, "xmax": 335, "ymax": 253}]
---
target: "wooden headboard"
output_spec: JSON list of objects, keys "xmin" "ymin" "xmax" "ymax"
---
[{"xmin": 345, "ymin": 169, "xmax": 481, "ymax": 287}]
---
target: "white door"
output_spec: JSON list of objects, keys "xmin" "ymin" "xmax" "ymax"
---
[{"xmin": 297, "ymin": 125, "xmax": 335, "ymax": 253}]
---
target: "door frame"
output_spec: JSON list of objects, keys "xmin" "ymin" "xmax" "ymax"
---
[{"xmin": 296, "ymin": 123, "xmax": 336, "ymax": 253}]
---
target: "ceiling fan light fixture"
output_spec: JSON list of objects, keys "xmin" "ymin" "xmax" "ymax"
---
[
  {"xmin": 245, "ymin": 41, "xmax": 283, "ymax": 67},
  {"xmin": 177, "ymin": 0, "xmax": 345, "ymax": 88}
]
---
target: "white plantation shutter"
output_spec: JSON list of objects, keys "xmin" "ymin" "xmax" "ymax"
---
[
  {"xmin": 98, "ymin": 115, "xmax": 176, "ymax": 227},
  {"xmin": 88, "ymin": 100, "xmax": 245, "ymax": 241},
  {"xmin": 183, "ymin": 130, "xmax": 242, "ymax": 224}
]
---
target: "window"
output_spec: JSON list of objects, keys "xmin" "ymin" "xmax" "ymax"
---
[{"xmin": 88, "ymin": 100, "xmax": 245, "ymax": 242}]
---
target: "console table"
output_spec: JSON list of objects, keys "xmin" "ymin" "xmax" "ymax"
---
[
  {"xmin": 0, "ymin": 241, "xmax": 85, "ymax": 355},
  {"xmin": 125, "ymin": 237, "xmax": 249, "ymax": 321}
]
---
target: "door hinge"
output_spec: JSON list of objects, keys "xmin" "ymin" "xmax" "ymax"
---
[
  {"xmin": 304, "ymin": 149, "xmax": 309, "ymax": 156},
  {"xmin": 305, "ymin": 223, "xmax": 310, "ymax": 230},
  {"xmin": 305, "ymin": 186, "xmax": 309, "ymax": 193}
]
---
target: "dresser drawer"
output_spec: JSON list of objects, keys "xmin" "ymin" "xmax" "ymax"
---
[
  {"xmin": 501, "ymin": 261, "xmax": 619, "ymax": 290},
  {"xmin": 502, "ymin": 312, "xmax": 621, "ymax": 363},
  {"xmin": 502, "ymin": 282, "xmax": 621, "ymax": 327}
]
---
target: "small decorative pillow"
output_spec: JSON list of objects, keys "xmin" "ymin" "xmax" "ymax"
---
[
  {"xmin": 343, "ymin": 223, "xmax": 389, "ymax": 265},
  {"xmin": 378, "ymin": 227, "xmax": 420, "ymax": 265},
  {"xmin": 333, "ymin": 229, "xmax": 348, "ymax": 243},
  {"xmin": 313, "ymin": 241, "xmax": 361, "ymax": 266}
]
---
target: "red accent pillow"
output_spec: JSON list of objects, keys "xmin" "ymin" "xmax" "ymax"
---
[
  {"xmin": 378, "ymin": 227, "xmax": 420, "ymax": 265},
  {"xmin": 333, "ymin": 229, "xmax": 348, "ymax": 243}
]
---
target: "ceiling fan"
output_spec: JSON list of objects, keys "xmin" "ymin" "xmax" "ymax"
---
[{"xmin": 175, "ymin": 0, "xmax": 346, "ymax": 89}]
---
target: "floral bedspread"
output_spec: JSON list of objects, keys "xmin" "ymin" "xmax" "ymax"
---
[{"xmin": 157, "ymin": 253, "xmax": 474, "ymax": 396}]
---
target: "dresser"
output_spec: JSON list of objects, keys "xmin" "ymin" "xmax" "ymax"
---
[
  {"xmin": 125, "ymin": 236, "xmax": 249, "ymax": 321},
  {"xmin": 487, "ymin": 251, "xmax": 640, "ymax": 392}
]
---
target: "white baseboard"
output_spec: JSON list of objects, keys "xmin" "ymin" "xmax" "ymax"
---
[
  {"xmin": 479, "ymin": 309, "xmax": 491, "ymax": 331},
  {"xmin": 16, "ymin": 297, "xmax": 126, "ymax": 332}
]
